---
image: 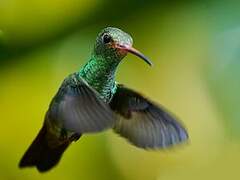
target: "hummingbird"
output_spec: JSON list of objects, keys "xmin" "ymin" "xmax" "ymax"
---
[{"xmin": 19, "ymin": 27, "xmax": 188, "ymax": 172}]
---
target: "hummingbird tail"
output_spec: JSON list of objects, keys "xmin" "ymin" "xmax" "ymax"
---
[{"xmin": 19, "ymin": 125, "xmax": 73, "ymax": 172}]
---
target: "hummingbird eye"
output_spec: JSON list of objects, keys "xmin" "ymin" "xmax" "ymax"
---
[{"xmin": 102, "ymin": 34, "xmax": 112, "ymax": 44}]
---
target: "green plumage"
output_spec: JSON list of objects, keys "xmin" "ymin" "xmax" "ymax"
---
[
  {"xmin": 78, "ymin": 56, "xmax": 118, "ymax": 102},
  {"xmin": 19, "ymin": 27, "xmax": 188, "ymax": 173},
  {"xmin": 79, "ymin": 27, "xmax": 133, "ymax": 102}
]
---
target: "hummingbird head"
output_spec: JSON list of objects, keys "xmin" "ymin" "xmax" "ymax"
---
[{"xmin": 93, "ymin": 27, "xmax": 152, "ymax": 66}]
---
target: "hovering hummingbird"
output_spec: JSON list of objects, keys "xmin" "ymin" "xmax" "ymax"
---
[{"xmin": 19, "ymin": 27, "xmax": 188, "ymax": 172}]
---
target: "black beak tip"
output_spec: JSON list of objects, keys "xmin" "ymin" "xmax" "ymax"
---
[
  {"xmin": 145, "ymin": 58, "xmax": 153, "ymax": 67},
  {"xmin": 116, "ymin": 44, "xmax": 154, "ymax": 67},
  {"xmin": 136, "ymin": 54, "xmax": 153, "ymax": 67}
]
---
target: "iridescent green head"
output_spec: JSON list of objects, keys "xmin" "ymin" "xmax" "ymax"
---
[{"xmin": 93, "ymin": 27, "xmax": 152, "ymax": 66}]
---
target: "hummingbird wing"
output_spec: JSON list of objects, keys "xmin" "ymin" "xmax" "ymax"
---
[
  {"xmin": 48, "ymin": 73, "xmax": 115, "ymax": 134},
  {"xmin": 110, "ymin": 84, "xmax": 188, "ymax": 149}
]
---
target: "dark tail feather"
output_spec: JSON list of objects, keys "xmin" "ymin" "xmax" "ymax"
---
[{"xmin": 19, "ymin": 125, "xmax": 70, "ymax": 172}]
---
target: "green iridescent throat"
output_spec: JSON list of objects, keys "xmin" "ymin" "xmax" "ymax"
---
[{"xmin": 78, "ymin": 54, "xmax": 119, "ymax": 102}]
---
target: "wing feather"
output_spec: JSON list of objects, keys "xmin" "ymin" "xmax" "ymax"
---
[
  {"xmin": 48, "ymin": 73, "xmax": 115, "ymax": 134},
  {"xmin": 110, "ymin": 84, "xmax": 188, "ymax": 149}
]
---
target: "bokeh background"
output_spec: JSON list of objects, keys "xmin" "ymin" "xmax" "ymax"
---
[{"xmin": 1, "ymin": 0, "xmax": 240, "ymax": 179}]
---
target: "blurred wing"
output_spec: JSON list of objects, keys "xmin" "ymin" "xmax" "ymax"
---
[
  {"xmin": 48, "ymin": 74, "xmax": 115, "ymax": 134},
  {"xmin": 110, "ymin": 84, "xmax": 188, "ymax": 149}
]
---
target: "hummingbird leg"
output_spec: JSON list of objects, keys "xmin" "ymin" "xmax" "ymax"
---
[
  {"xmin": 69, "ymin": 133, "xmax": 81, "ymax": 142},
  {"xmin": 59, "ymin": 128, "xmax": 80, "ymax": 142}
]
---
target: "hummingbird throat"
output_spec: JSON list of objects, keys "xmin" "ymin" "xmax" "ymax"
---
[{"xmin": 78, "ymin": 55, "xmax": 119, "ymax": 102}]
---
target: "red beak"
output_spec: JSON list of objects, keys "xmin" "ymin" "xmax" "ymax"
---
[{"xmin": 115, "ymin": 44, "xmax": 153, "ymax": 66}]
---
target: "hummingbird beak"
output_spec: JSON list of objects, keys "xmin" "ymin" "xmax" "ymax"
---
[{"xmin": 115, "ymin": 44, "xmax": 153, "ymax": 66}]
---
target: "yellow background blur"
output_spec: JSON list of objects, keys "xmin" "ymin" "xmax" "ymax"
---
[{"xmin": 1, "ymin": 0, "xmax": 240, "ymax": 179}]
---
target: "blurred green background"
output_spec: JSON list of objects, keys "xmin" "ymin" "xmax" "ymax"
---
[{"xmin": 1, "ymin": 0, "xmax": 240, "ymax": 179}]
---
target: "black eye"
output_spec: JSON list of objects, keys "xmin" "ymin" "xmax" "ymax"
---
[{"xmin": 102, "ymin": 34, "xmax": 112, "ymax": 44}]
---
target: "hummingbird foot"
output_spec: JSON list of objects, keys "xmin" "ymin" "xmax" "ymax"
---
[
  {"xmin": 69, "ymin": 133, "xmax": 81, "ymax": 142},
  {"xmin": 59, "ymin": 129, "xmax": 81, "ymax": 142}
]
